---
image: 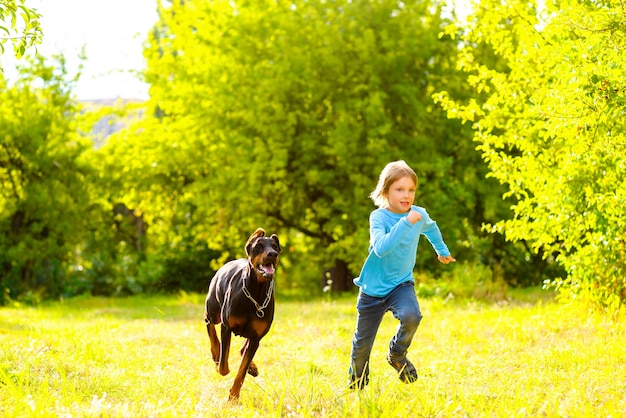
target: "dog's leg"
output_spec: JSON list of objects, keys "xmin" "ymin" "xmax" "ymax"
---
[
  {"xmin": 207, "ymin": 322, "xmax": 220, "ymax": 366},
  {"xmin": 240, "ymin": 340, "xmax": 259, "ymax": 377},
  {"xmin": 218, "ymin": 325, "xmax": 232, "ymax": 376},
  {"xmin": 229, "ymin": 338, "xmax": 260, "ymax": 400}
]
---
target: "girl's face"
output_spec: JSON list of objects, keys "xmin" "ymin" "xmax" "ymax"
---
[{"xmin": 385, "ymin": 176, "xmax": 416, "ymax": 214}]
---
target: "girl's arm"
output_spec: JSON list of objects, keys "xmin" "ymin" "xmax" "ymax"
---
[
  {"xmin": 369, "ymin": 211, "xmax": 413, "ymax": 257},
  {"xmin": 420, "ymin": 210, "xmax": 452, "ymax": 258}
]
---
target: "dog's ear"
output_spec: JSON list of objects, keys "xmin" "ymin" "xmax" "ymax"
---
[
  {"xmin": 245, "ymin": 228, "xmax": 266, "ymax": 255},
  {"xmin": 270, "ymin": 234, "xmax": 281, "ymax": 253}
]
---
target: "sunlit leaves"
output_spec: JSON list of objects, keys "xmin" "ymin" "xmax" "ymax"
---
[
  {"xmin": 438, "ymin": 0, "xmax": 626, "ymax": 308},
  {"xmin": 0, "ymin": 0, "xmax": 42, "ymax": 58},
  {"xmin": 136, "ymin": 0, "xmax": 480, "ymax": 284},
  {"xmin": 0, "ymin": 56, "xmax": 94, "ymax": 302}
]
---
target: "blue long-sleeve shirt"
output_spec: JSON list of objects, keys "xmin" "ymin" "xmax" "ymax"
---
[{"xmin": 353, "ymin": 205, "xmax": 451, "ymax": 297}]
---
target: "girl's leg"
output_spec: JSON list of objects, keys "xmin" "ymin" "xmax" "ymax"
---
[
  {"xmin": 386, "ymin": 281, "xmax": 422, "ymax": 385},
  {"xmin": 348, "ymin": 291, "xmax": 385, "ymax": 387},
  {"xmin": 387, "ymin": 281, "xmax": 422, "ymax": 356}
]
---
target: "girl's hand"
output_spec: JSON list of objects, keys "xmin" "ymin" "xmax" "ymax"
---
[
  {"xmin": 438, "ymin": 255, "xmax": 456, "ymax": 264},
  {"xmin": 407, "ymin": 210, "xmax": 422, "ymax": 224}
]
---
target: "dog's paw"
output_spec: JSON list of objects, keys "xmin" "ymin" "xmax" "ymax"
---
[
  {"xmin": 217, "ymin": 365, "xmax": 230, "ymax": 376},
  {"xmin": 247, "ymin": 361, "xmax": 259, "ymax": 377}
]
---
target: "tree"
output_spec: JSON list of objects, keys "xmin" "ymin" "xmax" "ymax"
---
[
  {"xmin": 108, "ymin": 0, "xmax": 555, "ymax": 294},
  {"xmin": 0, "ymin": 0, "xmax": 42, "ymax": 58},
  {"xmin": 0, "ymin": 55, "xmax": 94, "ymax": 303},
  {"xmin": 435, "ymin": 0, "xmax": 626, "ymax": 308},
  {"xmin": 136, "ymin": 0, "xmax": 474, "ymax": 290}
]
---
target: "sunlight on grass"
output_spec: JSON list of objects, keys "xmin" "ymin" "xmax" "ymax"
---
[{"xmin": 1, "ymin": 292, "xmax": 625, "ymax": 417}]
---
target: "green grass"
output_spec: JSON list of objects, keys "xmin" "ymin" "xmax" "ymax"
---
[{"xmin": 1, "ymin": 291, "xmax": 625, "ymax": 417}]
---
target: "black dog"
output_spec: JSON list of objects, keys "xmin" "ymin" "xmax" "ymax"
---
[{"xmin": 204, "ymin": 228, "xmax": 281, "ymax": 400}]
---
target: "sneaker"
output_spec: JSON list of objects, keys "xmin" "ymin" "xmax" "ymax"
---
[
  {"xmin": 386, "ymin": 353, "xmax": 418, "ymax": 383},
  {"xmin": 348, "ymin": 374, "xmax": 369, "ymax": 390}
]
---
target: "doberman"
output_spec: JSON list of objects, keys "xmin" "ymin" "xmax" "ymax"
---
[{"xmin": 204, "ymin": 228, "xmax": 281, "ymax": 400}]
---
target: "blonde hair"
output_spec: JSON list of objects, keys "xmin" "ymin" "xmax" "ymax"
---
[{"xmin": 369, "ymin": 160, "xmax": 418, "ymax": 208}]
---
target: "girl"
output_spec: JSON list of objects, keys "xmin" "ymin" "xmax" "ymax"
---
[{"xmin": 349, "ymin": 160, "xmax": 456, "ymax": 388}]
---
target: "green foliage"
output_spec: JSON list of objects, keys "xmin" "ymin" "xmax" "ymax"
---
[
  {"xmin": 0, "ymin": 55, "xmax": 94, "ymax": 303},
  {"xmin": 138, "ymin": 236, "xmax": 221, "ymax": 294},
  {"xmin": 0, "ymin": 0, "xmax": 42, "ymax": 58},
  {"xmin": 130, "ymin": 0, "xmax": 541, "ymax": 291},
  {"xmin": 89, "ymin": 112, "xmax": 222, "ymax": 295},
  {"xmin": 435, "ymin": 0, "xmax": 626, "ymax": 308},
  {"xmin": 1, "ymin": 0, "xmax": 571, "ymax": 302},
  {"xmin": 416, "ymin": 261, "xmax": 508, "ymax": 301}
]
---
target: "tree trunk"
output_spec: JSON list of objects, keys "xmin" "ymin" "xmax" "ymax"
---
[{"xmin": 323, "ymin": 259, "xmax": 353, "ymax": 293}]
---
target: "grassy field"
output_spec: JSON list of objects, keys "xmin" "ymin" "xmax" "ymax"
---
[{"xmin": 1, "ymin": 290, "xmax": 625, "ymax": 417}]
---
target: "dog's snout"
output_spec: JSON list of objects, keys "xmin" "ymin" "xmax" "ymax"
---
[{"xmin": 267, "ymin": 250, "xmax": 278, "ymax": 259}]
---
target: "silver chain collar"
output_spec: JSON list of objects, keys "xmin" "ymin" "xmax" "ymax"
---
[{"xmin": 242, "ymin": 277, "xmax": 274, "ymax": 318}]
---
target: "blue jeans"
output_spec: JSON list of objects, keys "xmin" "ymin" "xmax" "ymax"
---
[{"xmin": 349, "ymin": 281, "xmax": 423, "ymax": 384}]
